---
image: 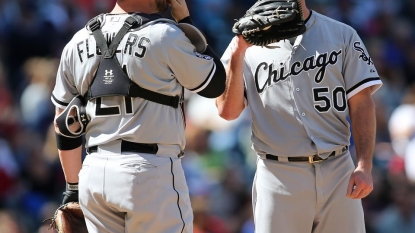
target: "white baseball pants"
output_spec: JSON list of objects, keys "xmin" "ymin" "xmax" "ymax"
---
[
  {"xmin": 78, "ymin": 149, "xmax": 193, "ymax": 233},
  {"xmin": 253, "ymin": 151, "xmax": 365, "ymax": 233}
]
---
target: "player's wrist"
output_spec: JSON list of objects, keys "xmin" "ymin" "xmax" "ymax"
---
[
  {"xmin": 231, "ymin": 36, "xmax": 251, "ymax": 53},
  {"xmin": 62, "ymin": 182, "xmax": 79, "ymax": 204},
  {"xmin": 231, "ymin": 45, "xmax": 248, "ymax": 57},
  {"xmin": 173, "ymin": 14, "xmax": 190, "ymax": 23},
  {"xmin": 356, "ymin": 161, "xmax": 373, "ymax": 172},
  {"xmin": 66, "ymin": 182, "xmax": 79, "ymax": 191}
]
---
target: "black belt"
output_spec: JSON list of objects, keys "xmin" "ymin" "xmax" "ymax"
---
[
  {"xmin": 87, "ymin": 140, "xmax": 158, "ymax": 154},
  {"xmin": 265, "ymin": 146, "xmax": 348, "ymax": 163}
]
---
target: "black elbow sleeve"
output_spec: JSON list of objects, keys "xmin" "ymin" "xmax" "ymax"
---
[
  {"xmin": 196, "ymin": 45, "xmax": 226, "ymax": 98},
  {"xmin": 56, "ymin": 133, "xmax": 83, "ymax": 150}
]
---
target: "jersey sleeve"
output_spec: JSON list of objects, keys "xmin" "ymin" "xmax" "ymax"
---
[
  {"xmin": 51, "ymin": 43, "xmax": 79, "ymax": 109},
  {"xmin": 220, "ymin": 41, "xmax": 232, "ymax": 69},
  {"xmin": 165, "ymin": 27, "xmax": 215, "ymax": 93},
  {"xmin": 343, "ymin": 29, "xmax": 382, "ymax": 99}
]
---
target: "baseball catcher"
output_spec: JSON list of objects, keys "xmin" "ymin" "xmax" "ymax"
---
[
  {"xmin": 49, "ymin": 0, "xmax": 226, "ymax": 231},
  {"xmin": 232, "ymin": 0, "xmax": 306, "ymax": 46}
]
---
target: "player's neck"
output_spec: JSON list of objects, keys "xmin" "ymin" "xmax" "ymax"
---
[
  {"xmin": 111, "ymin": 2, "xmax": 155, "ymax": 14},
  {"xmin": 300, "ymin": 0, "xmax": 310, "ymax": 20},
  {"xmin": 302, "ymin": 8, "xmax": 310, "ymax": 21}
]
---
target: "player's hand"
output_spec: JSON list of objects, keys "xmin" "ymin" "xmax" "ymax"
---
[
  {"xmin": 62, "ymin": 190, "xmax": 79, "ymax": 204},
  {"xmin": 168, "ymin": 0, "xmax": 190, "ymax": 22},
  {"xmin": 346, "ymin": 166, "xmax": 373, "ymax": 199},
  {"xmin": 230, "ymin": 35, "xmax": 252, "ymax": 54}
]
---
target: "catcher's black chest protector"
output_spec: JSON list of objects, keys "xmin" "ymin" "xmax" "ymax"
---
[{"xmin": 85, "ymin": 14, "xmax": 182, "ymax": 108}]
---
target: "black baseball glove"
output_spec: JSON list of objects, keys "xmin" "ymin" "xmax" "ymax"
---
[{"xmin": 232, "ymin": 0, "xmax": 306, "ymax": 46}]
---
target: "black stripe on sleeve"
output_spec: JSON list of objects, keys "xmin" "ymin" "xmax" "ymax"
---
[
  {"xmin": 188, "ymin": 65, "xmax": 215, "ymax": 92},
  {"xmin": 346, "ymin": 77, "xmax": 381, "ymax": 95},
  {"xmin": 170, "ymin": 158, "xmax": 185, "ymax": 233},
  {"xmin": 244, "ymin": 81, "xmax": 248, "ymax": 101},
  {"xmin": 52, "ymin": 94, "xmax": 69, "ymax": 107},
  {"xmin": 193, "ymin": 45, "xmax": 226, "ymax": 98}
]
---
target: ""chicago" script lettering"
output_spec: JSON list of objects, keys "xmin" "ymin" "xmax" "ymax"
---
[{"xmin": 254, "ymin": 49, "xmax": 342, "ymax": 94}]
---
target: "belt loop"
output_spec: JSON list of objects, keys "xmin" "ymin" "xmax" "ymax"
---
[
  {"xmin": 98, "ymin": 140, "xmax": 122, "ymax": 154},
  {"xmin": 340, "ymin": 145, "xmax": 348, "ymax": 154},
  {"xmin": 278, "ymin": 157, "xmax": 289, "ymax": 163}
]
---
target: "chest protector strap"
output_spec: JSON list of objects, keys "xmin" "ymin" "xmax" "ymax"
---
[{"xmin": 85, "ymin": 14, "xmax": 182, "ymax": 108}]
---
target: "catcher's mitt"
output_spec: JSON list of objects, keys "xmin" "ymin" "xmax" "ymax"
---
[
  {"xmin": 45, "ymin": 202, "xmax": 88, "ymax": 233},
  {"xmin": 232, "ymin": 0, "xmax": 306, "ymax": 46}
]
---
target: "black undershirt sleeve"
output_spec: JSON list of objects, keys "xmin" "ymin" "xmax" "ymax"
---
[
  {"xmin": 196, "ymin": 45, "xmax": 226, "ymax": 98},
  {"xmin": 177, "ymin": 16, "xmax": 193, "ymax": 25}
]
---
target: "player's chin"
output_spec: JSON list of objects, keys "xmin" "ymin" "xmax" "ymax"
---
[{"xmin": 155, "ymin": 0, "xmax": 169, "ymax": 12}]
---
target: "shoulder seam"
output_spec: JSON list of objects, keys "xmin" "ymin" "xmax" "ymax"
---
[{"xmin": 313, "ymin": 12, "xmax": 355, "ymax": 31}]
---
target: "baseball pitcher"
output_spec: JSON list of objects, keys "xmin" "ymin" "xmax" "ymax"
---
[{"xmin": 217, "ymin": 0, "xmax": 382, "ymax": 232}]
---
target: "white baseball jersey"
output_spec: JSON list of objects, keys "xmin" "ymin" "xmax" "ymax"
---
[
  {"xmin": 51, "ymin": 14, "xmax": 216, "ymax": 156},
  {"xmin": 222, "ymin": 11, "xmax": 382, "ymax": 158}
]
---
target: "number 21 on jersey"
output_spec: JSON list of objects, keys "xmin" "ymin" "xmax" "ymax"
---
[{"xmin": 95, "ymin": 97, "xmax": 134, "ymax": 117}]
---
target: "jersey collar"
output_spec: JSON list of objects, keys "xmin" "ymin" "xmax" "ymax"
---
[
  {"xmin": 304, "ymin": 10, "xmax": 313, "ymax": 24},
  {"xmin": 305, "ymin": 10, "xmax": 316, "ymax": 30}
]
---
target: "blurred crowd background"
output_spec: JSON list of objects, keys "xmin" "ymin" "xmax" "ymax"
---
[{"xmin": 0, "ymin": 0, "xmax": 415, "ymax": 232}]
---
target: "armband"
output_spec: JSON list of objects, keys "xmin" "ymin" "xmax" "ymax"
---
[
  {"xmin": 66, "ymin": 182, "xmax": 79, "ymax": 191},
  {"xmin": 56, "ymin": 133, "xmax": 83, "ymax": 150}
]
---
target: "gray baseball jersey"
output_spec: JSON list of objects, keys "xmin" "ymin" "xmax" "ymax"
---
[
  {"xmin": 51, "ymin": 14, "xmax": 216, "ymax": 156},
  {"xmin": 222, "ymin": 11, "xmax": 382, "ymax": 158}
]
